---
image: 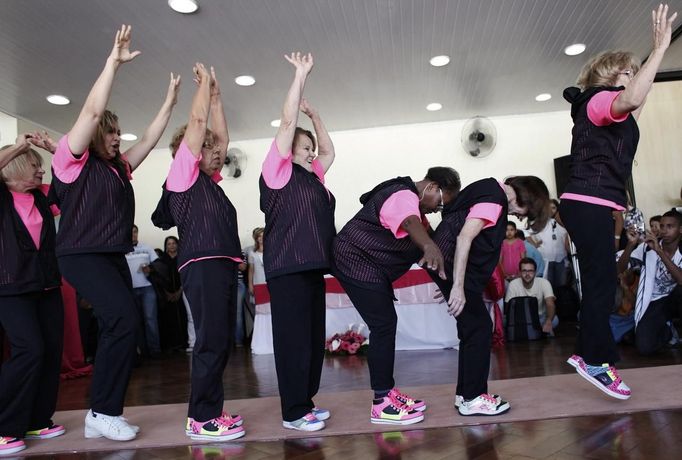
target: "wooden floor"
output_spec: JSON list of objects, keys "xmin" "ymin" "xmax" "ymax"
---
[{"xmin": 38, "ymin": 322, "xmax": 682, "ymax": 459}]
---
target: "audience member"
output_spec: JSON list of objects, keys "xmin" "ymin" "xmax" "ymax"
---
[
  {"xmin": 125, "ymin": 224, "xmax": 161, "ymax": 357},
  {"xmin": 528, "ymin": 212, "xmax": 569, "ymax": 288},
  {"xmin": 649, "ymin": 215, "xmax": 662, "ymax": 238},
  {"xmin": 516, "ymin": 230, "xmax": 545, "ymax": 278},
  {"xmin": 609, "ymin": 267, "xmax": 639, "ymax": 344},
  {"xmin": 505, "ymin": 258, "xmax": 559, "ymax": 335},
  {"xmin": 617, "ymin": 210, "xmax": 682, "ymax": 354},
  {"xmin": 500, "ymin": 222, "xmax": 526, "ymax": 281}
]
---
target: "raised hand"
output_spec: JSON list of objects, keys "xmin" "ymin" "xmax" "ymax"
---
[
  {"xmin": 109, "ymin": 25, "xmax": 141, "ymax": 64},
  {"xmin": 15, "ymin": 133, "xmax": 33, "ymax": 152},
  {"xmin": 209, "ymin": 66, "xmax": 221, "ymax": 98},
  {"xmin": 28, "ymin": 131, "xmax": 58, "ymax": 154},
  {"xmin": 644, "ymin": 230, "xmax": 661, "ymax": 253},
  {"xmin": 165, "ymin": 72, "xmax": 181, "ymax": 106},
  {"xmin": 299, "ymin": 97, "xmax": 317, "ymax": 119},
  {"xmin": 284, "ymin": 52, "xmax": 314, "ymax": 76},
  {"xmin": 192, "ymin": 62, "xmax": 211, "ymax": 87},
  {"xmin": 652, "ymin": 4, "xmax": 678, "ymax": 52}
]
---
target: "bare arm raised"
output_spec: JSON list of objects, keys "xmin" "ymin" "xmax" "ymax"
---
[
  {"xmin": 300, "ymin": 98, "xmax": 335, "ymax": 173},
  {"xmin": 207, "ymin": 67, "xmax": 229, "ymax": 166},
  {"xmin": 184, "ymin": 63, "xmax": 212, "ymax": 157},
  {"xmin": 275, "ymin": 52, "xmax": 313, "ymax": 157}
]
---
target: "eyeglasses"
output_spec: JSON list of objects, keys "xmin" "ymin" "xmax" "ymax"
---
[
  {"xmin": 520, "ymin": 269, "xmax": 536, "ymax": 274},
  {"xmin": 435, "ymin": 188, "xmax": 444, "ymax": 212}
]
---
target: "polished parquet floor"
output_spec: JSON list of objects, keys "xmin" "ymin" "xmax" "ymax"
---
[{"xmin": 39, "ymin": 322, "xmax": 682, "ymax": 459}]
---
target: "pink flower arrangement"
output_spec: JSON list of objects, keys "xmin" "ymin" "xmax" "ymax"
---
[{"xmin": 325, "ymin": 324, "xmax": 369, "ymax": 355}]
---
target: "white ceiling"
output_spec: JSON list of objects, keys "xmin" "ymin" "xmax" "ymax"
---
[{"xmin": 2, "ymin": 0, "xmax": 682, "ymax": 146}]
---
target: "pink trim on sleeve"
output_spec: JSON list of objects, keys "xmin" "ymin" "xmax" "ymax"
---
[
  {"xmin": 311, "ymin": 158, "xmax": 325, "ymax": 183},
  {"xmin": 587, "ymin": 90, "xmax": 629, "ymax": 126},
  {"xmin": 211, "ymin": 171, "xmax": 223, "ymax": 184},
  {"xmin": 467, "ymin": 203, "xmax": 503, "ymax": 229},
  {"xmin": 560, "ymin": 193, "xmax": 626, "ymax": 211},
  {"xmin": 261, "ymin": 140, "xmax": 293, "ymax": 189},
  {"xmin": 178, "ymin": 255, "xmax": 243, "ymax": 272},
  {"xmin": 120, "ymin": 154, "xmax": 133, "ymax": 180},
  {"xmin": 52, "ymin": 135, "xmax": 89, "ymax": 184},
  {"xmin": 167, "ymin": 141, "xmax": 201, "ymax": 193},
  {"xmin": 379, "ymin": 190, "xmax": 420, "ymax": 238}
]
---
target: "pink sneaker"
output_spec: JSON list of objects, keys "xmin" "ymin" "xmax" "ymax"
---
[
  {"xmin": 188, "ymin": 417, "xmax": 245, "ymax": 441},
  {"xmin": 567, "ymin": 355, "xmax": 631, "ymax": 400},
  {"xmin": 25, "ymin": 423, "xmax": 66, "ymax": 439},
  {"xmin": 388, "ymin": 388, "xmax": 426, "ymax": 412},
  {"xmin": 0, "ymin": 436, "xmax": 26, "ymax": 455},
  {"xmin": 371, "ymin": 396, "xmax": 424, "ymax": 425},
  {"xmin": 186, "ymin": 412, "xmax": 243, "ymax": 434}
]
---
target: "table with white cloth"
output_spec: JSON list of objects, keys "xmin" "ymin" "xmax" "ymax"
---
[{"xmin": 250, "ymin": 265, "xmax": 459, "ymax": 355}]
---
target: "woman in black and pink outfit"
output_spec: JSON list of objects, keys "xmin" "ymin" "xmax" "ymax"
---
[
  {"xmin": 51, "ymin": 26, "xmax": 180, "ymax": 441},
  {"xmin": 428, "ymin": 176, "xmax": 549, "ymax": 416},
  {"xmin": 260, "ymin": 52, "xmax": 336, "ymax": 432},
  {"xmin": 332, "ymin": 167, "xmax": 460, "ymax": 425},
  {"xmin": 153, "ymin": 64, "xmax": 244, "ymax": 442},
  {"xmin": 560, "ymin": 4, "xmax": 676, "ymax": 399},
  {"xmin": 0, "ymin": 136, "xmax": 64, "ymax": 456}
]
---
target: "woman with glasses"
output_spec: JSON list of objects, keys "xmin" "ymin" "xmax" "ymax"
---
[
  {"xmin": 559, "ymin": 4, "xmax": 676, "ymax": 400},
  {"xmin": 331, "ymin": 167, "xmax": 460, "ymax": 425},
  {"xmin": 426, "ymin": 176, "xmax": 550, "ymax": 416}
]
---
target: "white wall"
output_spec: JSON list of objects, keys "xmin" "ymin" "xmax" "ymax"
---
[
  {"xmin": 0, "ymin": 112, "xmax": 18, "ymax": 147},
  {"xmin": 131, "ymin": 110, "xmax": 575, "ymax": 248}
]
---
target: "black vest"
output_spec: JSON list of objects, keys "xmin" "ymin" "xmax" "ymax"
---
[
  {"xmin": 332, "ymin": 177, "xmax": 422, "ymax": 289},
  {"xmin": 259, "ymin": 163, "xmax": 336, "ymax": 279},
  {"xmin": 152, "ymin": 172, "xmax": 241, "ymax": 268},
  {"xmin": 51, "ymin": 154, "xmax": 135, "ymax": 256},
  {"xmin": 430, "ymin": 178, "xmax": 508, "ymax": 296},
  {"xmin": 0, "ymin": 183, "xmax": 61, "ymax": 296},
  {"xmin": 563, "ymin": 86, "xmax": 640, "ymax": 208}
]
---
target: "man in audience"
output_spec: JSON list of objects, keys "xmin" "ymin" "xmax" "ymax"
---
[
  {"xmin": 649, "ymin": 215, "xmax": 662, "ymax": 238},
  {"xmin": 517, "ymin": 230, "xmax": 545, "ymax": 278},
  {"xmin": 528, "ymin": 211, "xmax": 569, "ymax": 290},
  {"xmin": 618, "ymin": 210, "xmax": 682, "ymax": 355},
  {"xmin": 505, "ymin": 258, "xmax": 559, "ymax": 335},
  {"xmin": 125, "ymin": 224, "xmax": 161, "ymax": 358}
]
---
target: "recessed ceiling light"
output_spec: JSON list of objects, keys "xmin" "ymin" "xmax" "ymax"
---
[
  {"xmin": 426, "ymin": 102, "xmax": 443, "ymax": 111},
  {"xmin": 120, "ymin": 133, "xmax": 138, "ymax": 141},
  {"xmin": 270, "ymin": 119, "xmax": 281, "ymax": 128},
  {"xmin": 535, "ymin": 93, "xmax": 552, "ymax": 102},
  {"xmin": 46, "ymin": 94, "xmax": 70, "ymax": 105},
  {"xmin": 564, "ymin": 43, "xmax": 586, "ymax": 56},
  {"xmin": 429, "ymin": 55, "xmax": 450, "ymax": 67},
  {"xmin": 235, "ymin": 75, "xmax": 256, "ymax": 86},
  {"xmin": 168, "ymin": 0, "xmax": 198, "ymax": 14}
]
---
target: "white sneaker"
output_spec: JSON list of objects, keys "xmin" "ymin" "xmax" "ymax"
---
[
  {"xmin": 282, "ymin": 413, "xmax": 325, "ymax": 432},
  {"xmin": 117, "ymin": 416, "xmax": 139, "ymax": 434},
  {"xmin": 458, "ymin": 394, "xmax": 510, "ymax": 416},
  {"xmin": 454, "ymin": 394, "xmax": 501, "ymax": 408},
  {"xmin": 84, "ymin": 410, "xmax": 137, "ymax": 441}
]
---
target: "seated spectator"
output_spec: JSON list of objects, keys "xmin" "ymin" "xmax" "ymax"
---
[
  {"xmin": 649, "ymin": 215, "xmax": 662, "ymax": 238},
  {"xmin": 516, "ymin": 230, "xmax": 545, "ymax": 278},
  {"xmin": 505, "ymin": 258, "xmax": 559, "ymax": 335},
  {"xmin": 617, "ymin": 210, "xmax": 682, "ymax": 355},
  {"xmin": 609, "ymin": 268, "xmax": 639, "ymax": 344},
  {"xmin": 500, "ymin": 222, "xmax": 526, "ymax": 281},
  {"xmin": 527, "ymin": 212, "xmax": 569, "ymax": 288}
]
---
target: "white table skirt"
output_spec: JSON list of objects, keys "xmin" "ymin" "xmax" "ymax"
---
[{"xmin": 251, "ymin": 302, "xmax": 459, "ymax": 355}]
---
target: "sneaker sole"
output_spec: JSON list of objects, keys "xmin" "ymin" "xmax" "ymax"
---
[
  {"xmin": 566, "ymin": 358, "xmax": 631, "ymax": 400},
  {"xmin": 313, "ymin": 412, "xmax": 330, "ymax": 421},
  {"xmin": 188, "ymin": 430, "xmax": 246, "ymax": 441},
  {"xmin": 186, "ymin": 419, "xmax": 243, "ymax": 434},
  {"xmin": 0, "ymin": 445, "xmax": 26, "ymax": 455},
  {"xmin": 25, "ymin": 428, "xmax": 66, "ymax": 440},
  {"xmin": 282, "ymin": 421, "xmax": 325, "ymax": 432},
  {"xmin": 370, "ymin": 414, "xmax": 424, "ymax": 425},
  {"xmin": 458, "ymin": 402, "xmax": 510, "ymax": 416},
  {"xmin": 84, "ymin": 426, "xmax": 136, "ymax": 441}
]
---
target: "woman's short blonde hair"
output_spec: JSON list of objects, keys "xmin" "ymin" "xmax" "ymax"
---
[
  {"xmin": 169, "ymin": 124, "xmax": 215, "ymax": 158},
  {"xmin": 0, "ymin": 145, "xmax": 43, "ymax": 184},
  {"xmin": 576, "ymin": 51, "xmax": 641, "ymax": 90}
]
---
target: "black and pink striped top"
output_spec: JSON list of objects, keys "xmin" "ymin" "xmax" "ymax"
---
[
  {"xmin": 259, "ymin": 141, "xmax": 336, "ymax": 279},
  {"xmin": 332, "ymin": 177, "xmax": 423, "ymax": 289},
  {"xmin": 50, "ymin": 136, "xmax": 134, "ymax": 256},
  {"xmin": 0, "ymin": 182, "xmax": 60, "ymax": 295}
]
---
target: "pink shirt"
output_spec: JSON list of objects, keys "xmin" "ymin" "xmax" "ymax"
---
[
  {"xmin": 587, "ymin": 90, "xmax": 629, "ymax": 127},
  {"xmin": 53, "ymin": 135, "xmax": 132, "ymax": 184},
  {"xmin": 467, "ymin": 203, "xmax": 503, "ymax": 229},
  {"xmin": 11, "ymin": 191, "xmax": 43, "ymax": 249},
  {"xmin": 559, "ymin": 193, "xmax": 625, "ymax": 211},
  {"xmin": 261, "ymin": 140, "xmax": 325, "ymax": 189},
  {"xmin": 167, "ymin": 141, "xmax": 241, "ymax": 270},
  {"xmin": 379, "ymin": 190, "xmax": 421, "ymax": 238},
  {"xmin": 167, "ymin": 141, "xmax": 222, "ymax": 193},
  {"xmin": 500, "ymin": 239, "xmax": 526, "ymax": 277}
]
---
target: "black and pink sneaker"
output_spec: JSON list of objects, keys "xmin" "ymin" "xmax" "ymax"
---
[
  {"xmin": 25, "ymin": 423, "xmax": 66, "ymax": 439},
  {"xmin": 567, "ymin": 355, "xmax": 631, "ymax": 400},
  {"xmin": 388, "ymin": 388, "xmax": 426, "ymax": 412}
]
